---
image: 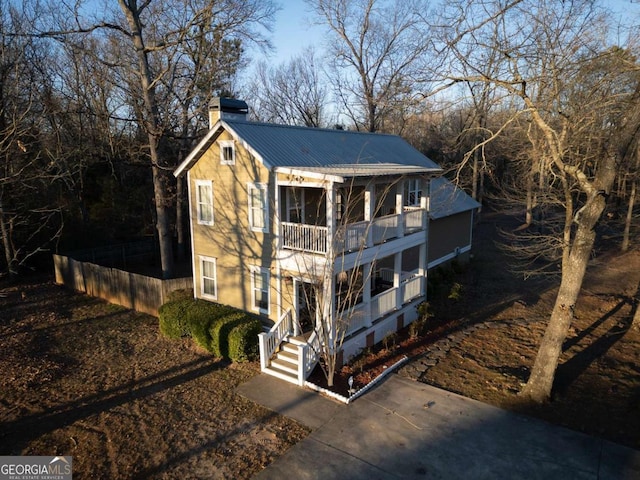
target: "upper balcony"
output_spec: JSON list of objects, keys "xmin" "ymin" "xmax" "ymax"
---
[{"xmin": 280, "ymin": 206, "xmax": 426, "ymax": 255}]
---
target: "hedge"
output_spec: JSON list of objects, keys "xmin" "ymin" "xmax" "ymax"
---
[
  {"xmin": 159, "ymin": 297, "xmax": 262, "ymax": 361},
  {"xmin": 228, "ymin": 317, "xmax": 263, "ymax": 362},
  {"xmin": 209, "ymin": 311, "xmax": 248, "ymax": 358},
  {"xmin": 158, "ymin": 299, "xmax": 193, "ymax": 339},
  {"xmin": 185, "ymin": 300, "xmax": 235, "ymax": 352}
]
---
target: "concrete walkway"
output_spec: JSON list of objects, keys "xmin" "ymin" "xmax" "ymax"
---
[{"xmin": 237, "ymin": 374, "xmax": 640, "ymax": 479}]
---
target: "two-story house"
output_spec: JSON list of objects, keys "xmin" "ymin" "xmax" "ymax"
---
[{"xmin": 175, "ymin": 98, "xmax": 468, "ymax": 386}]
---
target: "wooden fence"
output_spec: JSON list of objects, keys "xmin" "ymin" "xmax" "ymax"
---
[{"xmin": 53, "ymin": 254, "xmax": 193, "ymax": 316}]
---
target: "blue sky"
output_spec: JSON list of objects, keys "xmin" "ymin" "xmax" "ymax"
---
[
  {"xmin": 265, "ymin": 0, "xmax": 639, "ymax": 62},
  {"xmin": 267, "ymin": 1, "xmax": 324, "ymax": 63}
]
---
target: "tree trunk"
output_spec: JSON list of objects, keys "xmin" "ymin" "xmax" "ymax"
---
[
  {"xmin": 621, "ymin": 148, "xmax": 639, "ymax": 252},
  {"xmin": 521, "ymin": 160, "xmax": 615, "ymax": 403},
  {"xmin": 151, "ymin": 161, "xmax": 175, "ymax": 279},
  {"xmin": 525, "ymin": 168, "xmax": 534, "ymax": 226},
  {"xmin": 176, "ymin": 175, "xmax": 187, "ymax": 262},
  {"xmin": 0, "ymin": 198, "xmax": 15, "ymax": 277},
  {"xmin": 119, "ymin": 0, "xmax": 174, "ymax": 279},
  {"xmin": 622, "ymin": 178, "xmax": 636, "ymax": 252}
]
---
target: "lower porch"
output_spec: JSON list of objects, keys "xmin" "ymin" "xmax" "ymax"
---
[{"xmin": 257, "ymin": 272, "xmax": 425, "ymax": 386}]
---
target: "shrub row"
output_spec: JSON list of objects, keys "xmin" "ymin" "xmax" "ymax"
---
[{"xmin": 158, "ymin": 298, "xmax": 262, "ymax": 362}]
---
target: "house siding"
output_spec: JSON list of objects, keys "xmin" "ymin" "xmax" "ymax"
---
[
  {"xmin": 189, "ymin": 129, "xmax": 278, "ymax": 320},
  {"xmin": 428, "ymin": 210, "xmax": 474, "ymax": 264}
]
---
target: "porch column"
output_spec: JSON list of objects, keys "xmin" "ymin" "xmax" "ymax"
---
[
  {"xmin": 394, "ymin": 252, "xmax": 403, "ymax": 307},
  {"xmin": 419, "ymin": 242, "xmax": 427, "ymax": 277},
  {"xmin": 364, "ymin": 183, "xmax": 374, "ymax": 247},
  {"xmin": 396, "ymin": 183, "xmax": 404, "ymax": 239},
  {"xmin": 364, "ymin": 262, "xmax": 373, "ymax": 328},
  {"xmin": 421, "ymin": 179, "xmax": 429, "ymax": 231},
  {"xmin": 419, "ymin": 242, "xmax": 428, "ymax": 301},
  {"xmin": 326, "ymin": 181, "xmax": 336, "ymax": 258}
]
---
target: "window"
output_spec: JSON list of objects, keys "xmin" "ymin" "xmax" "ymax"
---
[
  {"xmin": 404, "ymin": 179, "xmax": 422, "ymax": 207},
  {"xmin": 219, "ymin": 140, "xmax": 235, "ymax": 165},
  {"xmin": 200, "ymin": 256, "xmax": 217, "ymax": 299},
  {"xmin": 248, "ymin": 183, "xmax": 269, "ymax": 232},
  {"xmin": 250, "ymin": 266, "xmax": 270, "ymax": 314},
  {"xmin": 196, "ymin": 180, "xmax": 214, "ymax": 225}
]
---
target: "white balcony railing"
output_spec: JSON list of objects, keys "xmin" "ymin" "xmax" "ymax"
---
[
  {"xmin": 337, "ymin": 272, "xmax": 425, "ymax": 336},
  {"xmin": 402, "ymin": 275, "xmax": 423, "ymax": 303},
  {"xmin": 371, "ymin": 288, "xmax": 397, "ymax": 319},
  {"xmin": 282, "ymin": 209, "xmax": 426, "ymax": 255},
  {"xmin": 281, "ymin": 222, "xmax": 328, "ymax": 254},
  {"xmin": 340, "ymin": 302, "xmax": 369, "ymax": 336},
  {"xmin": 404, "ymin": 208, "xmax": 424, "ymax": 232}
]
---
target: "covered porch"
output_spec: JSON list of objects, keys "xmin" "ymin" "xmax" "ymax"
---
[
  {"xmin": 258, "ymin": 245, "xmax": 427, "ymax": 386},
  {"xmin": 275, "ymin": 166, "xmax": 430, "ymax": 257}
]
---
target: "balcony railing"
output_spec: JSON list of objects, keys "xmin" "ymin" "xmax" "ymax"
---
[
  {"xmin": 282, "ymin": 208, "xmax": 426, "ymax": 255},
  {"xmin": 339, "ymin": 273, "xmax": 425, "ymax": 336},
  {"xmin": 281, "ymin": 222, "xmax": 328, "ymax": 254}
]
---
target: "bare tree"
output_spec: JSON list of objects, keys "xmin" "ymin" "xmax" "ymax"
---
[
  {"xmin": 248, "ymin": 47, "xmax": 329, "ymax": 127},
  {"xmin": 433, "ymin": 0, "xmax": 639, "ymax": 402},
  {"xmin": 308, "ymin": 0, "xmax": 431, "ymax": 132},
  {"xmin": 0, "ymin": 1, "xmax": 68, "ymax": 277},
  {"xmin": 30, "ymin": 0, "xmax": 276, "ymax": 278}
]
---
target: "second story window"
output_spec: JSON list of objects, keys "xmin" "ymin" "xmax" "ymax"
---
[
  {"xmin": 196, "ymin": 180, "xmax": 214, "ymax": 225},
  {"xmin": 404, "ymin": 179, "xmax": 422, "ymax": 207},
  {"xmin": 248, "ymin": 183, "xmax": 269, "ymax": 232},
  {"xmin": 219, "ymin": 140, "xmax": 235, "ymax": 165}
]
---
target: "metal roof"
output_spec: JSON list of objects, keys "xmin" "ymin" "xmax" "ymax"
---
[
  {"xmin": 429, "ymin": 177, "xmax": 481, "ymax": 219},
  {"xmin": 225, "ymin": 120, "xmax": 441, "ymax": 171},
  {"xmin": 174, "ymin": 119, "xmax": 442, "ymax": 178}
]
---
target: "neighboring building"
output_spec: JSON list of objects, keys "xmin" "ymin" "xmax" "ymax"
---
[{"xmin": 175, "ymin": 98, "xmax": 477, "ymax": 386}]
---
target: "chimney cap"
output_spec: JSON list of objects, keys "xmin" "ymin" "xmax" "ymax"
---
[{"xmin": 209, "ymin": 97, "xmax": 248, "ymax": 114}]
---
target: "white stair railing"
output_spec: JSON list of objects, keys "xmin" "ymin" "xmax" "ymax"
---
[{"xmin": 258, "ymin": 309, "xmax": 293, "ymax": 371}]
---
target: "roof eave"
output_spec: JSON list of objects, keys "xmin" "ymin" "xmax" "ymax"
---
[
  {"xmin": 173, "ymin": 119, "xmax": 269, "ymax": 177},
  {"xmin": 173, "ymin": 121, "xmax": 223, "ymax": 178}
]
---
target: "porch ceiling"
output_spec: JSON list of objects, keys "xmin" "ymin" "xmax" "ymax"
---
[{"xmin": 275, "ymin": 163, "xmax": 439, "ymax": 183}]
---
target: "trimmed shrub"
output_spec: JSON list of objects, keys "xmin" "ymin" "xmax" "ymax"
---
[
  {"xmin": 159, "ymin": 297, "xmax": 264, "ymax": 362},
  {"xmin": 228, "ymin": 317, "xmax": 262, "ymax": 362},
  {"xmin": 158, "ymin": 299, "xmax": 193, "ymax": 339},
  {"xmin": 209, "ymin": 312, "xmax": 247, "ymax": 358},
  {"xmin": 185, "ymin": 300, "xmax": 236, "ymax": 352}
]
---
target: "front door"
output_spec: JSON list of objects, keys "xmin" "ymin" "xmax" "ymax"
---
[{"xmin": 294, "ymin": 279, "xmax": 317, "ymax": 334}]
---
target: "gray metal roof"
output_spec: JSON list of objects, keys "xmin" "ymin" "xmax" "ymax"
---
[
  {"xmin": 225, "ymin": 119, "xmax": 441, "ymax": 171},
  {"xmin": 430, "ymin": 177, "xmax": 481, "ymax": 219},
  {"xmin": 175, "ymin": 118, "xmax": 442, "ymax": 179}
]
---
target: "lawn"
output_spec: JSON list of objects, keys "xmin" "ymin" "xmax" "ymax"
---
[{"xmin": 0, "ymin": 279, "xmax": 309, "ymax": 479}]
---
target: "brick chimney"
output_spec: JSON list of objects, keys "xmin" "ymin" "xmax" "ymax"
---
[{"xmin": 209, "ymin": 97, "xmax": 249, "ymax": 128}]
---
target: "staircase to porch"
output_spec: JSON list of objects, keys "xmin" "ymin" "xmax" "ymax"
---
[
  {"xmin": 264, "ymin": 336, "xmax": 306, "ymax": 384},
  {"xmin": 258, "ymin": 310, "xmax": 320, "ymax": 386}
]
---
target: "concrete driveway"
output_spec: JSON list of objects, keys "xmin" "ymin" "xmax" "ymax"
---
[{"xmin": 238, "ymin": 374, "xmax": 640, "ymax": 479}]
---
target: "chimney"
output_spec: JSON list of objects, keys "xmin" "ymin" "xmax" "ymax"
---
[{"xmin": 209, "ymin": 97, "xmax": 249, "ymax": 128}]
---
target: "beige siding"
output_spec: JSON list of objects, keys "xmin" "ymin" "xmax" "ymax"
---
[{"xmin": 190, "ymin": 130, "xmax": 278, "ymax": 320}]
